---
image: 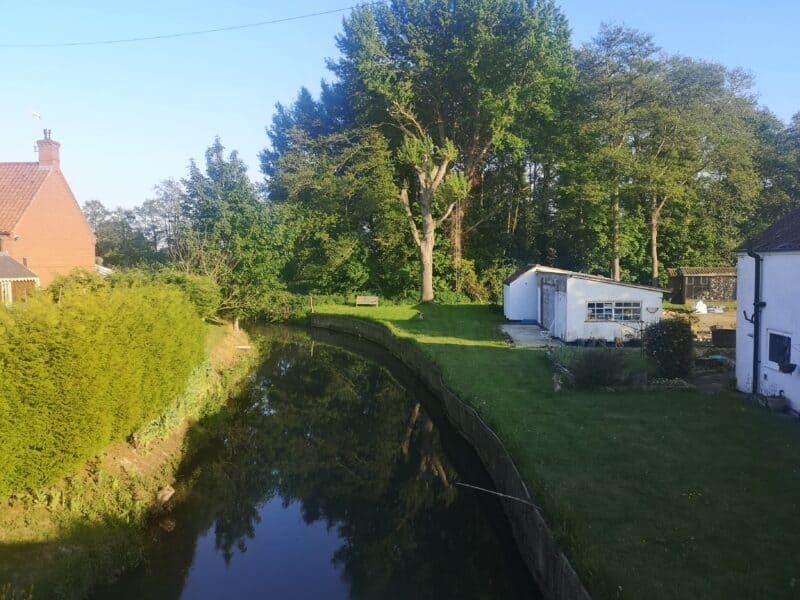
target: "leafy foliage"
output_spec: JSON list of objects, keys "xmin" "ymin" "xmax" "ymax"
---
[
  {"xmin": 154, "ymin": 269, "xmax": 222, "ymax": 320},
  {"xmin": 0, "ymin": 273, "xmax": 206, "ymax": 497},
  {"xmin": 566, "ymin": 348, "xmax": 629, "ymax": 388},
  {"xmin": 83, "ymin": 10, "xmax": 800, "ymax": 303},
  {"xmin": 643, "ymin": 318, "xmax": 695, "ymax": 378}
]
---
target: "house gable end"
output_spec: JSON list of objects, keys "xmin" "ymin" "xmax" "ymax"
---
[{"xmin": 12, "ymin": 168, "xmax": 95, "ymax": 285}]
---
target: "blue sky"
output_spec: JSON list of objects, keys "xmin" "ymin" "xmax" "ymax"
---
[{"xmin": 1, "ymin": 1, "xmax": 798, "ymax": 209}]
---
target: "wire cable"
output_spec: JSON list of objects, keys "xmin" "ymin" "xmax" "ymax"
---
[{"xmin": 0, "ymin": 4, "xmax": 377, "ymax": 49}]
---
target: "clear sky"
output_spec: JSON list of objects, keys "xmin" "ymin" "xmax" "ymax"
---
[{"xmin": 1, "ymin": 1, "xmax": 798, "ymax": 209}]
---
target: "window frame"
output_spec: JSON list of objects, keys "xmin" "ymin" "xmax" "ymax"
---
[
  {"xmin": 766, "ymin": 330, "xmax": 793, "ymax": 370},
  {"xmin": 586, "ymin": 300, "xmax": 642, "ymax": 323},
  {"xmin": 587, "ymin": 301, "xmax": 614, "ymax": 321}
]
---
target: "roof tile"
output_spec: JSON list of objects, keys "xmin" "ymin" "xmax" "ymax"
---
[
  {"xmin": 738, "ymin": 206, "xmax": 800, "ymax": 253},
  {"xmin": 670, "ymin": 266, "xmax": 736, "ymax": 276},
  {"xmin": 0, "ymin": 162, "xmax": 51, "ymax": 233},
  {"xmin": 0, "ymin": 252, "xmax": 38, "ymax": 279}
]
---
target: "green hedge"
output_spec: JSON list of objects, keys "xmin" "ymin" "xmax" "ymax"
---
[{"xmin": 0, "ymin": 276, "xmax": 206, "ymax": 497}]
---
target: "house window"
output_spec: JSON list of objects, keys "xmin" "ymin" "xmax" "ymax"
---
[
  {"xmin": 768, "ymin": 333, "xmax": 792, "ymax": 367},
  {"xmin": 587, "ymin": 301, "xmax": 642, "ymax": 322}
]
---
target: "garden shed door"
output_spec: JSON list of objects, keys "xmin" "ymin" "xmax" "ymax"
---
[
  {"xmin": 553, "ymin": 291, "xmax": 567, "ymax": 339},
  {"xmin": 541, "ymin": 282, "xmax": 556, "ymax": 333}
]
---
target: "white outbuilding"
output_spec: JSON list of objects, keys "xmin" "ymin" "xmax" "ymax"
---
[
  {"xmin": 503, "ymin": 265, "xmax": 665, "ymax": 343},
  {"xmin": 736, "ymin": 207, "xmax": 800, "ymax": 408}
]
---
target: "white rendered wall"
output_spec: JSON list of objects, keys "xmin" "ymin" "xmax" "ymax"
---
[
  {"xmin": 736, "ymin": 252, "xmax": 800, "ymax": 408},
  {"xmin": 503, "ymin": 270, "xmax": 538, "ymax": 321},
  {"xmin": 563, "ymin": 278, "xmax": 663, "ymax": 342}
]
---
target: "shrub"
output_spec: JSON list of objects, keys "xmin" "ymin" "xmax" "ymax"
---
[
  {"xmin": 155, "ymin": 269, "xmax": 222, "ymax": 320},
  {"xmin": 480, "ymin": 259, "xmax": 518, "ymax": 304},
  {"xmin": 0, "ymin": 280, "xmax": 206, "ymax": 497},
  {"xmin": 643, "ymin": 318, "xmax": 694, "ymax": 378},
  {"xmin": 567, "ymin": 348, "xmax": 628, "ymax": 388},
  {"xmin": 258, "ymin": 291, "xmax": 309, "ymax": 322}
]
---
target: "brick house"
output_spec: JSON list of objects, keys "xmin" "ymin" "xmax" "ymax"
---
[{"xmin": 0, "ymin": 130, "xmax": 95, "ymax": 288}]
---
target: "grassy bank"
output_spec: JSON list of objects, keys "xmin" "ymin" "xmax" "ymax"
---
[
  {"xmin": 317, "ymin": 304, "xmax": 800, "ymax": 600},
  {"xmin": 0, "ymin": 323, "xmax": 257, "ymax": 600}
]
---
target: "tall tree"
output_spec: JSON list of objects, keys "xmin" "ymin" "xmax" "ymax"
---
[
  {"xmin": 631, "ymin": 57, "xmax": 759, "ymax": 283},
  {"xmin": 273, "ymin": 128, "xmax": 409, "ymax": 295},
  {"xmin": 181, "ymin": 138, "xmax": 291, "ymax": 328},
  {"xmin": 329, "ymin": 0, "xmax": 574, "ymax": 297},
  {"xmin": 572, "ymin": 25, "xmax": 660, "ymax": 280},
  {"xmin": 749, "ymin": 110, "xmax": 800, "ymax": 234}
]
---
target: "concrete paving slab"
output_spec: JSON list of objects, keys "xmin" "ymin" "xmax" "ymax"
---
[{"xmin": 500, "ymin": 323, "xmax": 563, "ymax": 348}]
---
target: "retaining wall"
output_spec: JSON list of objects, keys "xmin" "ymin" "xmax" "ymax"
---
[{"xmin": 310, "ymin": 314, "xmax": 591, "ymax": 600}]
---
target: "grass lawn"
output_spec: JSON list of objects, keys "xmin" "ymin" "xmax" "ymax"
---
[{"xmin": 318, "ymin": 303, "xmax": 800, "ymax": 600}]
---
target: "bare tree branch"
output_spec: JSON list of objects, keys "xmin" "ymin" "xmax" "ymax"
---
[{"xmin": 435, "ymin": 201, "xmax": 458, "ymax": 227}]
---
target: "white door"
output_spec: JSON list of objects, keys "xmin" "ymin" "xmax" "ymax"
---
[{"xmin": 541, "ymin": 283, "xmax": 556, "ymax": 331}]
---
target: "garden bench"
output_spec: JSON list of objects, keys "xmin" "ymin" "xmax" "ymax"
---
[{"xmin": 355, "ymin": 295, "xmax": 379, "ymax": 307}]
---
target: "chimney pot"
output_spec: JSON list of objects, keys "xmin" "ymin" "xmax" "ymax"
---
[{"xmin": 36, "ymin": 131, "xmax": 60, "ymax": 169}]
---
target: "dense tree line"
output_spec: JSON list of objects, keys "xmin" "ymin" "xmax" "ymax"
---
[{"xmin": 86, "ymin": 0, "xmax": 800, "ymax": 304}]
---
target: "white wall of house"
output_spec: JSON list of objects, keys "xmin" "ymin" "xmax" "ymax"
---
[
  {"xmin": 503, "ymin": 269, "xmax": 538, "ymax": 321},
  {"xmin": 563, "ymin": 278, "xmax": 663, "ymax": 342},
  {"xmin": 736, "ymin": 252, "xmax": 800, "ymax": 408}
]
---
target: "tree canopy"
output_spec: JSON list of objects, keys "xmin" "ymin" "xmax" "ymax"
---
[{"xmin": 87, "ymin": 8, "xmax": 800, "ymax": 308}]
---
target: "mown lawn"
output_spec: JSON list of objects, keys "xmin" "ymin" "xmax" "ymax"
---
[{"xmin": 318, "ymin": 303, "xmax": 800, "ymax": 600}]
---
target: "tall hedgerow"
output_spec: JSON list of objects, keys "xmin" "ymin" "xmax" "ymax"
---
[{"xmin": 0, "ymin": 272, "xmax": 205, "ymax": 497}]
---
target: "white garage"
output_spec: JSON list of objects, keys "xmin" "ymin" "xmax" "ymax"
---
[{"xmin": 503, "ymin": 265, "xmax": 665, "ymax": 343}]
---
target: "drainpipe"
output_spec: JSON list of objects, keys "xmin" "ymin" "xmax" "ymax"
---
[{"xmin": 746, "ymin": 249, "xmax": 766, "ymax": 396}]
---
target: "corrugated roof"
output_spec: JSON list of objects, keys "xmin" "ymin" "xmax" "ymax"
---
[
  {"xmin": 0, "ymin": 252, "xmax": 38, "ymax": 279},
  {"xmin": 0, "ymin": 162, "xmax": 51, "ymax": 233},
  {"xmin": 503, "ymin": 264, "xmax": 536, "ymax": 285},
  {"xmin": 535, "ymin": 266, "xmax": 666, "ymax": 293},
  {"xmin": 738, "ymin": 206, "xmax": 800, "ymax": 253},
  {"xmin": 504, "ymin": 264, "xmax": 665, "ymax": 293},
  {"xmin": 669, "ymin": 266, "xmax": 736, "ymax": 277}
]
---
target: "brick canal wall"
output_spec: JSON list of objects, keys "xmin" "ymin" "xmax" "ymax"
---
[{"xmin": 309, "ymin": 314, "xmax": 591, "ymax": 600}]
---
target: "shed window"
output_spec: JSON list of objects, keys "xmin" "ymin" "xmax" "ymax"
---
[
  {"xmin": 768, "ymin": 333, "xmax": 792, "ymax": 366},
  {"xmin": 686, "ymin": 275, "xmax": 712, "ymax": 299},
  {"xmin": 587, "ymin": 301, "xmax": 642, "ymax": 322},
  {"xmin": 587, "ymin": 302, "xmax": 613, "ymax": 321}
]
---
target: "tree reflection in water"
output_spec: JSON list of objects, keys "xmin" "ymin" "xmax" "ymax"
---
[{"xmin": 102, "ymin": 329, "xmax": 538, "ymax": 599}]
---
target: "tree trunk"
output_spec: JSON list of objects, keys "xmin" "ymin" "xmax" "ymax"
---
[
  {"xmin": 610, "ymin": 189, "xmax": 621, "ymax": 281},
  {"xmin": 397, "ymin": 154, "xmax": 454, "ymax": 304},
  {"xmin": 649, "ymin": 194, "xmax": 660, "ymax": 287},
  {"xmin": 420, "ymin": 213, "xmax": 435, "ymax": 302},
  {"xmin": 233, "ymin": 316, "xmax": 240, "ymax": 332},
  {"xmin": 450, "ymin": 199, "xmax": 463, "ymax": 292}
]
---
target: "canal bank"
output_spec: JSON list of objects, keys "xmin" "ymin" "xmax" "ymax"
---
[
  {"xmin": 0, "ymin": 323, "xmax": 258, "ymax": 600},
  {"xmin": 309, "ymin": 314, "xmax": 590, "ymax": 600}
]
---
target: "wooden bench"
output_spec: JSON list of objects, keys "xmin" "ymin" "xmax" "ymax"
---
[{"xmin": 355, "ymin": 295, "xmax": 379, "ymax": 307}]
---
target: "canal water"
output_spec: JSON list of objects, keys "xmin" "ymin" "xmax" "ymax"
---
[{"xmin": 100, "ymin": 327, "xmax": 539, "ymax": 599}]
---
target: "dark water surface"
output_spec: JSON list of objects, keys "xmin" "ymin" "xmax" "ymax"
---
[{"xmin": 100, "ymin": 327, "xmax": 539, "ymax": 599}]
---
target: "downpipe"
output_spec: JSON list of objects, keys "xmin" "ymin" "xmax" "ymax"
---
[{"xmin": 745, "ymin": 249, "xmax": 766, "ymax": 396}]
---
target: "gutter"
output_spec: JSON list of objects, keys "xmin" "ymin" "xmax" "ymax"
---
[{"xmin": 745, "ymin": 249, "xmax": 766, "ymax": 396}]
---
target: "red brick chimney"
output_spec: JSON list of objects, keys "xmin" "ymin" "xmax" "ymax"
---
[{"xmin": 36, "ymin": 129, "xmax": 60, "ymax": 169}]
